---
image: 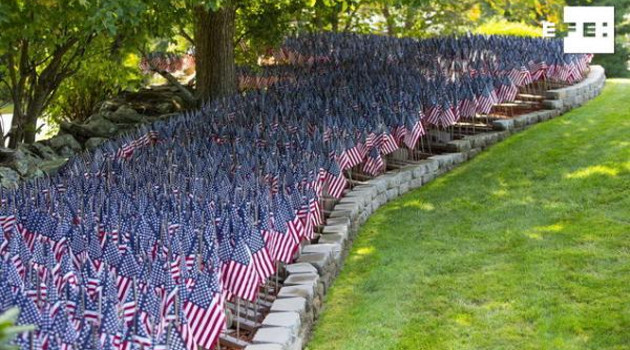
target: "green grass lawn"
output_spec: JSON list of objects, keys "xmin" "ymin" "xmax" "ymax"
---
[{"xmin": 307, "ymin": 80, "xmax": 630, "ymax": 350}]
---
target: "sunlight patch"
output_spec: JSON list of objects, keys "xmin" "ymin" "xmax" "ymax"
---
[
  {"xmin": 565, "ymin": 165, "xmax": 619, "ymax": 179},
  {"xmin": 405, "ymin": 200, "xmax": 435, "ymax": 211},
  {"xmin": 356, "ymin": 246, "xmax": 375, "ymax": 256}
]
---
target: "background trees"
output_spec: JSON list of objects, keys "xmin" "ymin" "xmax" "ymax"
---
[{"xmin": 1, "ymin": 0, "xmax": 627, "ymax": 149}]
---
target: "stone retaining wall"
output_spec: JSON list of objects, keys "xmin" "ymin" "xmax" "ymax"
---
[{"xmin": 245, "ymin": 65, "xmax": 606, "ymax": 350}]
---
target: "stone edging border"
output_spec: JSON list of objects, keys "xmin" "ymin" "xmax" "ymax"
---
[{"xmin": 244, "ymin": 65, "xmax": 606, "ymax": 350}]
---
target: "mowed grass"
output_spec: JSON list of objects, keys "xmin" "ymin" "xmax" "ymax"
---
[{"xmin": 307, "ymin": 80, "xmax": 630, "ymax": 350}]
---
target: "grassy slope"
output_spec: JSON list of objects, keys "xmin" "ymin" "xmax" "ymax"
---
[{"xmin": 307, "ymin": 80, "xmax": 630, "ymax": 350}]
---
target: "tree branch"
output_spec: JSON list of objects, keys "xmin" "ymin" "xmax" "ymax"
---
[
  {"xmin": 154, "ymin": 69, "xmax": 197, "ymax": 106},
  {"xmin": 179, "ymin": 27, "xmax": 195, "ymax": 46},
  {"xmin": 343, "ymin": 1, "xmax": 363, "ymax": 32}
]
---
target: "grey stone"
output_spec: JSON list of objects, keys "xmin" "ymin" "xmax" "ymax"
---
[
  {"xmin": 492, "ymin": 119, "xmax": 514, "ymax": 131},
  {"xmin": 395, "ymin": 169, "xmax": 412, "ymax": 183},
  {"xmin": 329, "ymin": 208, "xmax": 352, "ymax": 220},
  {"xmin": 0, "ymin": 167, "xmax": 19, "ymax": 188},
  {"xmin": 399, "ymin": 181, "xmax": 410, "ymax": 194},
  {"xmin": 262, "ymin": 312, "xmax": 301, "ymax": 333},
  {"xmin": 29, "ymin": 143, "xmax": 57, "ymax": 160},
  {"xmin": 422, "ymin": 172, "xmax": 435, "ymax": 184},
  {"xmin": 7, "ymin": 149, "xmax": 32, "ymax": 176},
  {"xmin": 386, "ymin": 187, "xmax": 399, "ymax": 201},
  {"xmin": 107, "ymin": 105, "xmax": 145, "ymax": 124},
  {"xmin": 325, "ymin": 216, "xmax": 350, "ymax": 227},
  {"xmin": 339, "ymin": 196, "xmax": 365, "ymax": 209},
  {"xmin": 446, "ymin": 139, "xmax": 471, "ymax": 152},
  {"xmin": 245, "ymin": 345, "xmax": 285, "ymax": 350},
  {"xmin": 85, "ymin": 137, "xmax": 108, "ymax": 151},
  {"xmin": 375, "ymin": 193, "xmax": 387, "ymax": 206},
  {"xmin": 420, "ymin": 159, "xmax": 439, "ymax": 172},
  {"xmin": 270, "ymin": 297, "xmax": 307, "ymax": 315},
  {"xmin": 83, "ymin": 115, "xmax": 118, "ymax": 138},
  {"xmin": 252, "ymin": 327, "xmax": 294, "ymax": 347},
  {"xmin": 357, "ymin": 209, "xmax": 371, "ymax": 226},
  {"xmin": 39, "ymin": 158, "xmax": 68, "ymax": 176},
  {"xmin": 543, "ymin": 99, "xmax": 563, "ymax": 110},
  {"xmin": 296, "ymin": 252, "xmax": 330, "ymax": 274},
  {"xmin": 99, "ymin": 100, "xmax": 121, "ymax": 112},
  {"xmin": 366, "ymin": 178, "xmax": 387, "ymax": 193},
  {"xmin": 284, "ymin": 272, "xmax": 319, "ymax": 289},
  {"xmin": 322, "ymin": 224, "xmax": 348, "ymax": 239},
  {"xmin": 47, "ymin": 134, "xmax": 82, "ymax": 153},
  {"xmin": 335, "ymin": 202, "xmax": 360, "ymax": 218},
  {"xmin": 380, "ymin": 172, "xmax": 399, "ymax": 189},
  {"xmin": 277, "ymin": 285, "xmax": 315, "ymax": 303},
  {"xmin": 409, "ymin": 177, "xmax": 423, "ymax": 190},
  {"xmin": 156, "ymin": 102, "xmax": 175, "ymax": 114},
  {"xmin": 285, "ymin": 263, "xmax": 318, "ymax": 275},
  {"xmin": 318, "ymin": 233, "xmax": 345, "ymax": 247},
  {"xmin": 301, "ymin": 243, "xmax": 340, "ymax": 257}
]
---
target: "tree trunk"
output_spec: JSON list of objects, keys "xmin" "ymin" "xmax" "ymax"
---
[
  {"xmin": 8, "ymin": 108, "xmax": 24, "ymax": 149},
  {"xmin": 382, "ymin": 5, "xmax": 396, "ymax": 36},
  {"xmin": 194, "ymin": 4, "xmax": 237, "ymax": 104}
]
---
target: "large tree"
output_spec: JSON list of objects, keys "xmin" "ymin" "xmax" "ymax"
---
[{"xmin": 0, "ymin": 0, "xmax": 152, "ymax": 147}]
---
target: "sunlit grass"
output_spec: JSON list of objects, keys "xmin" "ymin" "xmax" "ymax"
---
[{"xmin": 307, "ymin": 80, "xmax": 630, "ymax": 350}]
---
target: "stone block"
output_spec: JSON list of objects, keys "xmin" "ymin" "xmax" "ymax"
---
[
  {"xmin": 270, "ymin": 297, "xmax": 307, "ymax": 315},
  {"xmin": 252, "ymin": 327, "xmax": 294, "ymax": 349},
  {"xmin": 379, "ymin": 172, "xmax": 399, "ymax": 189},
  {"xmin": 543, "ymin": 99, "xmax": 563, "ymax": 110},
  {"xmin": 302, "ymin": 243, "xmax": 341, "ymax": 260},
  {"xmin": 285, "ymin": 263, "xmax": 318, "ymax": 275},
  {"xmin": 395, "ymin": 169, "xmax": 412, "ymax": 184},
  {"xmin": 246, "ymin": 344, "xmax": 285, "ymax": 350},
  {"xmin": 277, "ymin": 285, "xmax": 315, "ymax": 303},
  {"xmin": 357, "ymin": 210, "xmax": 371, "ymax": 226},
  {"xmin": 408, "ymin": 177, "xmax": 423, "ymax": 190},
  {"xmin": 422, "ymin": 172, "xmax": 435, "ymax": 184},
  {"xmin": 446, "ymin": 139, "xmax": 472, "ymax": 152},
  {"xmin": 398, "ymin": 181, "xmax": 410, "ymax": 195},
  {"xmin": 366, "ymin": 178, "xmax": 387, "ymax": 193},
  {"xmin": 329, "ymin": 208, "xmax": 352, "ymax": 219},
  {"xmin": 325, "ymin": 216, "xmax": 350, "ymax": 226},
  {"xmin": 386, "ymin": 187, "xmax": 399, "ymax": 201},
  {"xmin": 322, "ymin": 224, "xmax": 349, "ymax": 239},
  {"xmin": 296, "ymin": 252, "xmax": 330, "ymax": 274},
  {"xmin": 412, "ymin": 163, "xmax": 428, "ymax": 178},
  {"xmin": 375, "ymin": 192, "xmax": 387, "ymax": 206},
  {"xmin": 318, "ymin": 233, "xmax": 345, "ymax": 247},
  {"xmin": 261, "ymin": 312, "xmax": 301, "ymax": 334},
  {"xmin": 492, "ymin": 119, "xmax": 514, "ymax": 131}
]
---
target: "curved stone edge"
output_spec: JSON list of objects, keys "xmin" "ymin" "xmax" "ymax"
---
[{"xmin": 246, "ymin": 66, "xmax": 606, "ymax": 350}]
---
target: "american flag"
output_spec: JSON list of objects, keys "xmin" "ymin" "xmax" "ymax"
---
[{"xmin": 183, "ymin": 273, "xmax": 225, "ymax": 350}]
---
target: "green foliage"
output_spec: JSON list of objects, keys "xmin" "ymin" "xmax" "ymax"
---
[
  {"xmin": 0, "ymin": 308, "xmax": 36, "ymax": 350},
  {"xmin": 235, "ymin": 0, "xmax": 308, "ymax": 65},
  {"xmin": 48, "ymin": 50, "xmax": 143, "ymax": 123},
  {"xmin": 592, "ymin": 37, "xmax": 630, "ymax": 77},
  {"xmin": 475, "ymin": 18, "xmax": 542, "ymax": 37},
  {"xmin": 308, "ymin": 80, "xmax": 630, "ymax": 350}
]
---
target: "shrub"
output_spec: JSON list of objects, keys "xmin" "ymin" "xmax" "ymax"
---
[
  {"xmin": 48, "ymin": 53, "xmax": 143, "ymax": 124},
  {"xmin": 475, "ymin": 18, "xmax": 541, "ymax": 37},
  {"xmin": 592, "ymin": 37, "xmax": 630, "ymax": 77}
]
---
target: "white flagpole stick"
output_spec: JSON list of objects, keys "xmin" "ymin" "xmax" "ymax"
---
[{"xmin": 236, "ymin": 296, "xmax": 240, "ymax": 340}]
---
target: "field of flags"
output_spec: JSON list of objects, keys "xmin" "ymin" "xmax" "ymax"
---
[{"xmin": 0, "ymin": 33, "xmax": 591, "ymax": 350}]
